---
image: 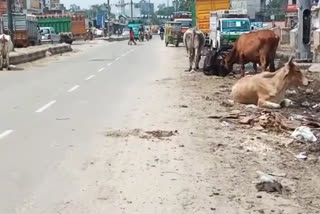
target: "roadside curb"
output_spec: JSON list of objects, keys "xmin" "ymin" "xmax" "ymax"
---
[
  {"xmin": 276, "ymin": 52, "xmax": 312, "ymax": 70},
  {"xmin": 9, "ymin": 44, "xmax": 72, "ymax": 65}
]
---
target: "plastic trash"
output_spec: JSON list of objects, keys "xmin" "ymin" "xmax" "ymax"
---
[{"xmin": 291, "ymin": 126, "xmax": 317, "ymax": 143}]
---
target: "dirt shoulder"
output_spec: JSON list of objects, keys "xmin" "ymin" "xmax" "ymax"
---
[{"xmin": 49, "ymin": 44, "xmax": 320, "ymax": 214}]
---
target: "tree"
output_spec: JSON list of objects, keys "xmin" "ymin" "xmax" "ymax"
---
[
  {"xmin": 174, "ymin": 0, "xmax": 193, "ymax": 12},
  {"xmin": 156, "ymin": 6, "xmax": 174, "ymax": 16},
  {"xmin": 265, "ymin": 0, "xmax": 286, "ymax": 21},
  {"xmin": 157, "ymin": 3, "xmax": 166, "ymax": 11}
]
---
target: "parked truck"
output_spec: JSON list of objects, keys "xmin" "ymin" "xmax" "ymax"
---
[
  {"xmin": 191, "ymin": 0, "xmax": 230, "ymax": 46},
  {"xmin": 37, "ymin": 15, "xmax": 87, "ymax": 44},
  {"xmin": 173, "ymin": 11, "xmax": 192, "ymax": 33},
  {"xmin": 209, "ymin": 9, "xmax": 250, "ymax": 50},
  {"xmin": 3, "ymin": 13, "xmax": 40, "ymax": 47}
]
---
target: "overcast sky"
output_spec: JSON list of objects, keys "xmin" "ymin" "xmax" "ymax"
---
[{"xmin": 61, "ymin": 0, "xmax": 169, "ymax": 10}]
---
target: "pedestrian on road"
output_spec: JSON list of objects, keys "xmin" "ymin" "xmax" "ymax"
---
[{"xmin": 128, "ymin": 28, "xmax": 136, "ymax": 45}]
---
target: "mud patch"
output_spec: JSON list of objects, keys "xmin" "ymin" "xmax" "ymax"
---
[{"xmin": 105, "ymin": 129, "xmax": 177, "ymax": 140}]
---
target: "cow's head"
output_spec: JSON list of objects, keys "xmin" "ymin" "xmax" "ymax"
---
[
  {"xmin": 284, "ymin": 57, "xmax": 309, "ymax": 87},
  {"xmin": 221, "ymin": 48, "xmax": 237, "ymax": 74}
]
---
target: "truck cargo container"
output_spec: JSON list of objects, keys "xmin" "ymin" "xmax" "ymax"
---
[{"xmin": 192, "ymin": 0, "xmax": 230, "ymax": 33}]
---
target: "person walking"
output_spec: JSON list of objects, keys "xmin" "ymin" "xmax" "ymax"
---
[{"xmin": 128, "ymin": 28, "xmax": 136, "ymax": 45}]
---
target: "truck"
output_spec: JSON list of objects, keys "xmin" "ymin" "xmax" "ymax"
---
[
  {"xmin": 3, "ymin": 13, "xmax": 40, "ymax": 47},
  {"xmin": 209, "ymin": 9, "xmax": 250, "ymax": 50},
  {"xmin": 37, "ymin": 15, "xmax": 87, "ymax": 44},
  {"xmin": 192, "ymin": 0, "xmax": 230, "ymax": 33},
  {"xmin": 173, "ymin": 11, "xmax": 192, "ymax": 33}
]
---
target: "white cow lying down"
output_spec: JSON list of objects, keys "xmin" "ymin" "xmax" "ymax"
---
[{"xmin": 0, "ymin": 34, "xmax": 14, "ymax": 70}]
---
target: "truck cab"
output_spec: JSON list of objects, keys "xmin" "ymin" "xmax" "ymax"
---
[{"xmin": 209, "ymin": 10, "xmax": 250, "ymax": 51}]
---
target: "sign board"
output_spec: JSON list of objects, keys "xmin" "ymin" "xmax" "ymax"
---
[{"xmin": 270, "ymin": 15, "xmax": 275, "ymax": 20}]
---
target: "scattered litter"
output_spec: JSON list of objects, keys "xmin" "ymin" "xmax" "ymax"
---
[
  {"xmin": 257, "ymin": 171, "xmax": 276, "ymax": 183},
  {"xmin": 306, "ymin": 89, "xmax": 314, "ymax": 94},
  {"xmin": 301, "ymin": 101, "xmax": 311, "ymax": 107},
  {"xmin": 268, "ymin": 172, "xmax": 287, "ymax": 178},
  {"xmin": 256, "ymin": 171, "xmax": 283, "ymax": 194},
  {"xmin": 286, "ymin": 90, "xmax": 297, "ymax": 95},
  {"xmin": 245, "ymin": 104, "xmax": 258, "ymax": 109},
  {"xmin": 45, "ymin": 51, "xmax": 52, "ymax": 57},
  {"xmin": 295, "ymin": 152, "xmax": 308, "ymax": 160},
  {"xmin": 291, "ymin": 126, "xmax": 317, "ymax": 143},
  {"xmin": 221, "ymin": 100, "xmax": 234, "ymax": 107},
  {"xmin": 220, "ymin": 121, "xmax": 230, "ymax": 127},
  {"xmin": 313, "ymin": 103, "xmax": 320, "ymax": 109}
]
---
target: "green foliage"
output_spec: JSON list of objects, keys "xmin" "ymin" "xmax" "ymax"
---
[
  {"xmin": 156, "ymin": 5, "xmax": 175, "ymax": 16},
  {"xmin": 172, "ymin": 0, "xmax": 193, "ymax": 12}
]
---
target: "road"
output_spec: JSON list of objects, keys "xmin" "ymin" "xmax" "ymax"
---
[
  {"xmin": 0, "ymin": 38, "xmax": 187, "ymax": 213},
  {"xmin": 1, "ymin": 37, "xmax": 319, "ymax": 214}
]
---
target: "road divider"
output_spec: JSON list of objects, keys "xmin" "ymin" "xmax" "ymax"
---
[{"xmin": 10, "ymin": 44, "xmax": 72, "ymax": 65}]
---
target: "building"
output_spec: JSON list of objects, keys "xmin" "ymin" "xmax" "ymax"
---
[{"xmin": 231, "ymin": 0, "xmax": 266, "ymax": 20}]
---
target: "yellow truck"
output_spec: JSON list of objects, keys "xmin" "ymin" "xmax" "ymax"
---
[{"xmin": 192, "ymin": 0, "xmax": 230, "ymax": 45}]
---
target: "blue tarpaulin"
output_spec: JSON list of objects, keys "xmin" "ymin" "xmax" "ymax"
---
[{"xmin": 96, "ymin": 13, "xmax": 106, "ymax": 28}]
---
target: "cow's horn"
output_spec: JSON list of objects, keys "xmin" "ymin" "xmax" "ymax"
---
[{"xmin": 288, "ymin": 57, "xmax": 294, "ymax": 64}]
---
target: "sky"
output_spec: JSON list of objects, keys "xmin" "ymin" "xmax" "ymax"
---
[{"xmin": 61, "ymin": 0, "xmax": 168, "ymax": 10}]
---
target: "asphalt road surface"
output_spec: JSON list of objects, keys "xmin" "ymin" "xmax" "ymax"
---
[{"xmin": 0, "ymin": 38, "xmax": 187, "ymax": 213}]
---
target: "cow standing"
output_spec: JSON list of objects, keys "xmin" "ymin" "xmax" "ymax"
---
[
  {"xmin": 222, "ymin": 30, "xmax": 280, "ymax": 77},
  {"xmin": 0, "ymin": 34, "xmax": 14, "ymax": 70},
  {"xmin": 183, "ymin": 28, "xmax": 205, "ymax": 71}
]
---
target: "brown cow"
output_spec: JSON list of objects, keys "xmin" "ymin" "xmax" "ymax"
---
[
  {"xmin": 223, "ymin": 29, "xmax": 280, "ymax": 77},
  {"xmin": 231, "ymin": 57, "xmax": 309, "ymax": 109}
]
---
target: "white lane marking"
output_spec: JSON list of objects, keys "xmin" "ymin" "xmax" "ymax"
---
[
  {"xmin": 0, "ymin": 130, "xmax": 14, "ymax": 140},
  {"xmin": 98, "ymin": 68, "xmax": 105, "ymax": 72},
  {"xmin": 121, "ymin": 53, "xmax": 127, "ymax": 57},
  {"xmin": 107, "ymin": 63, "xmax": 113, "ymax": 66},
  {"xmin": 68, "ymin": 85, "xmax": 80, "ymax": 92},
  {"xmin": 36, "ymin": 100, "xmax": 56, "ymax": 113},
  {"xmin": 115, "ymin": 57, "xmax": 120, "ymax": 61},
  {"xmin": 85, "ymin": 75, "xmax": 95, "ymax": 81}
]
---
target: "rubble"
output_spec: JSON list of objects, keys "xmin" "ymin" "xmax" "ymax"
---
[
  {"xmin": 255, "ymin": 171, "xmax": 283, "ymax": 194},
  {"xmin": 301, "ymin": 101, "xmax": 311, "ymax": 107},
  {"xmin": 295, "ymin": 152, "xmax": 308, "ymax": 160},
  {"xmin": 306, "ymin": 89, "xmax": 314, "ymax": 94},
  {"xmin": 291, "ymin": 126, "xmax": 317, "ymax": 143}
]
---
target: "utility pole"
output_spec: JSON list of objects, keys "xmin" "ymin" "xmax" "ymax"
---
[
  {"xmin": 296, "ymin": 0, "xmax": 312, "ymax": 62},
  {"xmin": 107, "ymin": 0, "xmax": 111, "ymax": 37},
  {"xmin": 130, "ymin": 0, "xmax": 133, "ymax": 18},
  {"xmin": 6, "ymin": 0, "xmax": 14, "ymax": 40}
]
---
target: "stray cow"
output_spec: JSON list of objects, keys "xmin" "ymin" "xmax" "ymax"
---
[
  {"xmin": 0, "ymin": 34, "xmax": 13, "ymax": 70},
  {"xmin": 223, "ymin": 29, "xmax": 280, "ymax": 77},
  {"xmin": 183, "ymin": 28, "xmax": 205, "ymax": 71},
  {"xmin": 231, "ymin": 57, "xmax": 309, "ymax": 109}
]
